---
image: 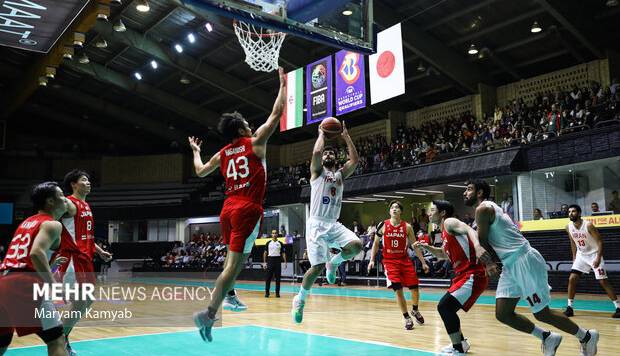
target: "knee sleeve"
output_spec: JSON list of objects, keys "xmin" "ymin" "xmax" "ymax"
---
[
  {"xmin": 36, "ymin": 326, "xmax": 64, "ymax": 344},
  {"xmin": 389, "ymin": 282, "xmax": 403, "ymax": 291},
  {"xmin": 437, "ymin": 293, "xmax": 462, "ymax": 334}
]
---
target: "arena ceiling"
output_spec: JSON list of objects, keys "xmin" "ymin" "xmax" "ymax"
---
[{"xmin": 0, "ymin": 0, "xmax": 618, "ymax": 155}]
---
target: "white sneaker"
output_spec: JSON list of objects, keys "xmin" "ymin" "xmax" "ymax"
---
[
  {"xmin": 441, "ymin": 347, "xmax": 465, "ymax": 355},
  {"xmin": 223, "ymin": 295, "xmax": 248, "ymax": 312},
  {"xmin": 440, "ymin": 339, "xmax": 470, "ymax": 354},
  {"xmin": 325, "ymin": 262, "xmax": 337, "ymax": 284},
  {"xmin": 579, "ymin": 330, "xmax": 599, "ymax": 356},
  {"xmin": 542, "ymin": 332, "xmax": 562, "ymax": 356},
  {"xmin": 291, "ymin": 294, "xmax": 305, "ymax": 324}
]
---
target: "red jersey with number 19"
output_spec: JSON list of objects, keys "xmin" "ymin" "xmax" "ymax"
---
[
  {"xmin": 0, "ymin": 213, "xmax": 55, "ymax": 272},
  {"xmin": 382, "ymin": 219, "xmax": 409, "ymax": 260},
  {"xmin": 219, "ymin": 137, "xmax": 266, "ymax": 205}
]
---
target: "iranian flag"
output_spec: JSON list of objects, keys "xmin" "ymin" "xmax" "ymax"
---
[{"xmin": 280, "ymin": 68, "xmax": 303, "ymax": 132}]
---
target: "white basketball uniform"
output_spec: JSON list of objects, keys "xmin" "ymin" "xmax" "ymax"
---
[
  {"xmin": 306, "ymin": 169, "xmax": 358, "ymax": 266},
  {"xmin": 485, "ymin": 201, "xmax": 551, "ymax": 313},
  {"xmin": 569, "ymin": 220, "xmax": 606, "ymax": 279}
]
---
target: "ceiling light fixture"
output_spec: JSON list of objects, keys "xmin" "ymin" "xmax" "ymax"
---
[
  {"xmin": 349, "ymin": 197, "xmax": 385, "ymax": 201},
  {"xmin": 342, "ymin": 9, "xmax": 353, "ymax": 16},
  {"xmin": 78, "ymin": 53, "xmax": 90, "ymax": 64},
  {"xmin": 187, "ymin": 33, "xmax": 196, "ymax": 43},
  {"xmin": 96, "ymin": 4, "xmax": 110, "ymax": 21},
  {"xmin": 468, "ymin": 44, "xmax": 478, "ymax": 55},
  {"xmin": 174, "ymin": 43, "xmax": 183, "ymax": 53},
  {"xmin": 113, "ymin": 19, "xmax": 126, "ymax": 32},
  {"xmin": 45, "ymin": 66, "xmax": 56, "ymax": 79},
  {"xmin": 73, "ymin": 32, "xmax": 85, "ymax": 48},
  {"xmin": 373, "ymin": 194, "xmax": 404, "ymax": 199},
  {"xmin": 205, "ymin": 23, "xmax": 213, "ymax": 32},
  {"xmin": 417, "ymin": 62, "xmax": 426, "ymax": 72},
  {"xmin": 411, "ymin": 189, "xmax": 443, "ymax": 194},
  {"xmin": 394, "ymin": 191, "xmax": 426, "ymax": 196},
  {"xmin": 95, "ymin": 38, "xmax": 108, "ymax": 48},
  {"xmin": 62, "ymin": 46, "xmax": 74, "ymax": 60},
  {"xmin": 180, "ymin": 74, "xmax": 191, "ymax": 84},
  {"xmin": 530, "ymin": 21, "xmax": 542, "ymax": 33},
  {"xmin": 342, "ymin": 200, "xmax": 364, "ymax": 204},
  {"xmin": 447, "ymin": 184, "xmax": 467, "ymax": 188},
  {"xmin": 38, "ymin": 76, "xmax": 48, "ymax": 87},
  {"xmin": 136, "ymin": 0, "xmax": 150, "ymax": 12},
  {"xmin": 134, "ymin": 72, "xmax": 143, "ymax": 80},
  {"xmin": 110, "ymin": 0, "xmax": 122, "ymax": 6},
  {"xmin": 150, "ymin": 60, "xmax": 158, "ymax": 69}
]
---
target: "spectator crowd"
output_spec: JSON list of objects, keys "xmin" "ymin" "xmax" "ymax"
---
[{"xmin": 159, "ymin": 232, "xmax": 228, "ymax": 270}]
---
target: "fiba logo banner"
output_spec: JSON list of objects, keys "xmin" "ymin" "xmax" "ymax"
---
[
  {"xmin": 335, "ymin": 50, "xmax": 366, "ymax": 115},
  {"xmin": 306, "ymin": 55, "xmax": 333, "ymax": 124},
  {"xmin": 0, "ymin": 0, "xmax": 89, "ymax": 53}
]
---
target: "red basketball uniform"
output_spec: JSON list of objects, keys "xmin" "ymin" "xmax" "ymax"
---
[
  {"xmin": 441, "ymin": 229, "xmax": 488, "ymax": 311},
  {"xmin": 382, "ymin": 219, "xmax": 418, "ymax": 288},
  {"xmin": 54, "ymin": 195, "xmax": 96, "ymax": 284},
  {"xmin": 0, "ymin": 213, "xmax": 62, "ymax": 337},
  {"xmin": 219, "ymin": 137, "xmax": 266, "ymax": 253}
]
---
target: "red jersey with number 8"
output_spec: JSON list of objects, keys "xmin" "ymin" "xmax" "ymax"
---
[
  {"xmin": 0, "ymin": 213, "xmax": 55, "ymax": 271},
  {"xmin": 60, "ymin": 195, "xmax": 95, "ymax": 260},
  {"xmin": 219, "ymin": 137, "xmax": 266, "ymax": 205},
  {"xmin": 382, "ymin": 219, "xmax": 408, "ymax": 260}
]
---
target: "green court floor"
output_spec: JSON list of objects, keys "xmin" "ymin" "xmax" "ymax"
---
[
  {"xmin": 6, "ymin": 325, "xmax": 435, "ymax": 356},
  {"xmin": 133, "ymin": 278, "xmax": 617, "ymax": 313}
]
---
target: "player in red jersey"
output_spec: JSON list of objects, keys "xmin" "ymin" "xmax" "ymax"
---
[
  {"xmin": 192, "ymin": 67, "xmax": 286, "ymax": 343},
  {"xmin": 415, "ymin": 200, "xmax": 489, "ymax": 355},
  {"xmin": 0, "ymin": 182, "xmax": 68, "ymax": 356},
  {"xmin": 53, "ymin": 170, "xmax": 112, "ymax": 355},
  {"xmin": 368, "ymin": 200, "xmax": 429, "ymax": 330}
]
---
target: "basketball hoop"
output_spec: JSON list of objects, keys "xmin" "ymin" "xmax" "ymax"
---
[{"xmin": 233, "ymin": 20, "xmax": 286, "ymax": 72}]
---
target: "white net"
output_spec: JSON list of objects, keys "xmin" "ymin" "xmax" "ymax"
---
[{"xmin": 234, "ymin": 20, "xmax": 286, "ymax": 72}]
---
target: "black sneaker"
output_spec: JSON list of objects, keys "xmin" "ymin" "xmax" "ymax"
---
[
  {"xmin": 265, "ymin": 294, "xmax": 270, "ymax": 298},
  {"xmin": 564, "ymin": 306, "xmax": 574, "ymax": 317},
  {"xmin": 404, "ymin": 317, "xmax": 414, "ymax": 330},
  {"xmin": 612, "ymin": 308, "xmax": 620, "ymax": 318},
  {"xmin": 412, "ymin": 310, "xmax": 425, "ymax": 325},
  {"xmin": 276, "ymin": 294, "xmax": 281, "ymax": 298}
]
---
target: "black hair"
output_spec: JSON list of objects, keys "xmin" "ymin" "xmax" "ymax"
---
[
  {"xmin": 322, "ymin": 145, "xmax": 336, "ymax": 154},
  {"xmin": 31, "ymin": 181, "xmax": 60, "ymax": 211},
  {"xmin": 432, "ymin": 199, "xmax": 454, "ymax": 218},
  {"xmin": 568, "ymin": 204, "xmax": 581, "ymax": 213},
  {"xmin": 389, "ymin": 200, "xmax": 404, "ymax": 212},
  {"xmin": 217, "ymin": 112, "xmax": 247, "ymax": 142},
  {"xmin": 465, "ymin": 179, "xmax": 491, "ymax": 200},
  {"xmin": 63, "ymin": 169, "xmax": 90, "ymax": 194}
]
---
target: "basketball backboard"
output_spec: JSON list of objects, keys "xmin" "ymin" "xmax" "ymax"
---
[{"xmin": 177, "ymin": 0, "xmax": 375, "ymax": 54}]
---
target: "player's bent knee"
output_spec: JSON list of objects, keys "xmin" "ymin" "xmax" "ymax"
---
[
  {"xmin": 0, "ymin": 332, "xmax": 13, "ymax": 349},
  {"xmin": 533, "ymin": 307, "xmax": 551, "ymax": 322}
]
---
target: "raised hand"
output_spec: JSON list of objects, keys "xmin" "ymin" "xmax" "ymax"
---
[
  {"xmin": 341, "ymin": 120, "xmax": 350, "ymax": 139},
  {"xmin": 188, "ymin": 136, "xmax": 202, "ymax": 153}
]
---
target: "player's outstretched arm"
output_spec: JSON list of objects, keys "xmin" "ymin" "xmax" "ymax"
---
[
  {"xmin": 587, "ymin": 222, "xmax": 604, "ymax": 268},
  {"xmin": 253, "ymin": 67, "xmax": 286, "ymax": 147},
  {"xmin": 189, "ymin": 136, "xmax": 221, "ymax": 177},
  {"xmin": 30, "ymin": 220, "xmax": 63, "ymax": 285},
  {"xmin": 339, "ymin": 121, "xmax": 359, "ymax": 179},
  {"xmin": 310, "ymin": 127, "xmax": 325, "ymax": 181}
]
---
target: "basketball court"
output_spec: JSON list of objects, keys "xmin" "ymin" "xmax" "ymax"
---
[{"xmin": 1, "ymin": 0, "xmax": 620, "ymax": 355}]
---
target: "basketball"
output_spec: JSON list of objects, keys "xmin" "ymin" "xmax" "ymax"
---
[{"xmin": 319, "ymin": 117, "xmax": 342, "ymax": 139}]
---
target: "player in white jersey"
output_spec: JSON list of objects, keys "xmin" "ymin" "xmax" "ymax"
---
[
  {"xmin": 291, "ymin": 122, "xmax": 362, "ymax": 324},
  {"xmin": 564, "ymin": 204, "xmax": 620, "ymax": 318},
  {"xmin": 464, "ymin": 179, "xmax": 599, "ymax": 356}
]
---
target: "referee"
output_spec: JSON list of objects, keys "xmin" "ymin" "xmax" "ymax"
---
[{"xmin": 264, "ymin": 229, "xmax": 286, "ymax": 297}]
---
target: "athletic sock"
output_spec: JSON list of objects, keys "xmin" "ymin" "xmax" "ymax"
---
[
  {"xmin": 574, "ymin": 327, "xmax": 588, "ymax": 341},
  {"xmin": 460, "ymin": 333, "xmax": 465, "ymax": 341},
  {"xmin": 411, "ymin": 305, "xmax": 419, "ymax": 311},
  {"xmin": 299, "ymin": 286, "xmax": 310, "ymax": 301},
  {"xmin": 330, "ymin": 253, "xmax": 345, "ymax": 266},
  {"xmin": 403, "ymin": 312, "xmax": 410, "ymax": 319},
  {"xmin": 228, "ymin": 289, "xmax": 236, "ymax": 297},
  {"xmin": 207, "ymin": 306, "xmax": 217, "ymax": 320},
  {"xmin": 613, "ymin": 299, "xmax": 620, "ymax": 309},
  {"xmin": 567, "ymin": 299, "xmax": 574, "ymax": 307},
  {"xmin": 531, "ymin": 326, "xmax": 548, "ymax": 340}
]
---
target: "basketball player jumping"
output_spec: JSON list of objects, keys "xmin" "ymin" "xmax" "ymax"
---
[
  {"xmin": 0, "ymin": 182, "xmax": 68, "ymax": 356},
  {"xmin": 464, "ymin": 179, "xmax": 599, "ymax": 356},
  {"xmin": 415, "ymin": 200, "xmax": 489, "ymax": 355},
  {"xmin": 192, "ymin": 67, "xmax": 286, "ymax": 342},
  {"xmin": 54, "ymin": 170, "xmax": 113, "ymax": 355},
  {"xmin": 564, "ymin": 204, "xmax": 620, "ymax": 318},
  {"xmin": 291, "ymin": 122, "xmax": 363, "ymax": 323},
  {"xmin": 368, "ymin": 200, "xmax": 428, "ymax": 330}
]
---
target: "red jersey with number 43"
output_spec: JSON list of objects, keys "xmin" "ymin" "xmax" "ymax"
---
[
  {"xmin": 441, "ymin": 229, "xmax": 485, "ymax": 278},
  {"xmin": 382, "ymin": 219, "xmax": 409, "ymax": 260},
  {"xmin": 60, "ymin": 195, "xmax": 95, "ymax": 260},
  {"xmin": 0, "ymin": 213, "xmax": 55, "ymax": 271},
  {"xmin": 219, "ymin": 137, "xmax": 266, "ymax": 205}
]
